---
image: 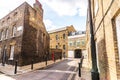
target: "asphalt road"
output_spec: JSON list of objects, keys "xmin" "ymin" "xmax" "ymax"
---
[{"xmin": 13, "ymin": 58, "xmax": 80, "ymax": 80}]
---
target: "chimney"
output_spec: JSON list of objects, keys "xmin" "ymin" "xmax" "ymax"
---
[{"xmin": 34, "ymin": 0, "xmax": 43, "ymax": 20}]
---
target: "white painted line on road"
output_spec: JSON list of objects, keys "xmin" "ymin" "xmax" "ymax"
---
[
  {"xmin": 38, "ymin": 70, "xmax": 76, "ymax": 74},
  {"xmin": 0, "ymin": 74, "xmax": 15, "ymax": 80},
  {"xmin": 67, "ymin": 67, "xmax": 78, "ymax": 80}
]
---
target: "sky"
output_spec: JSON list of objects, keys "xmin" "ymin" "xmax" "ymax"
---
[{"xmin": 0, "ymin": 0, "xmax": 88, "ymax": 31}]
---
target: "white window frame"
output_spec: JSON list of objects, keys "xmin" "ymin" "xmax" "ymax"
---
[
  {"xmin": 12, "ymin": 26, "xmax": 16, "ymax": 37},
  {"xmin": 9, "ymin": 45, "xmax": 14, "ymax": 60},
  {"xmin": 115, "ymin": 14, "xmax": 120, "ymax": 62},
  {"xmin": 0, "ymin": 47, "xmax": 1, "ymax": 57},
  {"xmin": 96, "ymin": 42, "xmax": 100, "ymax": 72},
  {"xmin": 5, "ymin": 29, "xmax": 8, "ymax": 39},
  {"xmin": 95, "ymin": 0, "xmax": 99, "ymax": 16},
  {"xmin": 1, "ymin": 30, "xmax": 4, "ymax": 40}
]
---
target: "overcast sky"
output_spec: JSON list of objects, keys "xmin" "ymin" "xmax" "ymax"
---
[{"xmin": 0, "ymin": 0, "xmax": 88, "ymax": 31}]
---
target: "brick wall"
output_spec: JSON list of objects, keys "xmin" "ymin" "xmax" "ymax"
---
[{"xmin": 87, "ymin": 0, "xmax": 120, "ymax": 80}]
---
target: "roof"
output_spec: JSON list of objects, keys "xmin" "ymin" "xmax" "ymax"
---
[
  {"xmin": 48, "ymin": 25, "xmax": 76, "ymax": 34},
  {"xmin": 68, "ymin": 34, "xmax": 86, "ymax": 39},
  {"xmin": 48, "ymin": 27, "xmax": 67, "ymax": 33}
]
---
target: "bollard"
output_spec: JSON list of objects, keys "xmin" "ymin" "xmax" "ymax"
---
[
  {"xmin": 78, "ymin": 63, "xmax": 81, "ymax": 77},
  {"xmin": 54, "ymin": 56, "xmax": 55, "ymax": 63},
  {"xmin": 60, "ymin": 56, "xmax": 62, "ymax": 60},
  {"xmin": 46, "ymin": 56, "xmax": 47, "ymax": 66},
  {"xmin": 14, "ymin": 60, "xmax": 18, "ymax": 74},
  {"xmin": 31, "ymin": 59, "xmax": 33, "ymax": 70}
]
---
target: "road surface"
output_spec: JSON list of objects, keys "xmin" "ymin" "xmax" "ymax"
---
[{"xmin": 13, "ymin": 58, "xmax": 80, "ymax": 80}]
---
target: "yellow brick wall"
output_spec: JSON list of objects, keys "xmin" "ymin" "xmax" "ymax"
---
[
  {"xmin": 86, "ymin": 0, "xmax": 120, "ymax": 80},
  {"xmin": 49, "ymin": 26, "xmax": 76, "ymax": 57}
]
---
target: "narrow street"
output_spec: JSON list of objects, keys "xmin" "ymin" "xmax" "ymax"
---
[{"xmin": 13, "ymin": 59, "xmax": 79, "ymax": 80}]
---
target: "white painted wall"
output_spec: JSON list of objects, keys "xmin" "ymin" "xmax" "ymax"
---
[{"xmin": 68, "ymin": 51, "xmax": 74, "ymax": 58}]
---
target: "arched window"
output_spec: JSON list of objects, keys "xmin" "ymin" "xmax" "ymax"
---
[
  {"xmin": 63, "ymin": 34, "xmax": 66, "ymax": 39},
  {"xmin": 63, "ymin": 45, "xmax": 66, "ymax": 50},
  {"xmin": 56, "ymin": 45, "xmax": 58, "ymax": 49},
  {"xmin": 56, "ymin": 35, "xmax": 58, "ymax": 40}
]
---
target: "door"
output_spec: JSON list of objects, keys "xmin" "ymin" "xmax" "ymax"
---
[
  {"xmin": 2, "ymin": 46, "xmax": 7, "ymax": 66},
  {"xmin": 74, "ymin": 49, "xmax": 82, "ymax": 58}
]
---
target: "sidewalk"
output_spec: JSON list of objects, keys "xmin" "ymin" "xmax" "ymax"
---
[
  {"xmin": 74, "ymin": 67, "xmax": 91, "ymax": 80},
  {"xmin": 0, "ymin": 59, "xmax": 64, "ymax": 76}
]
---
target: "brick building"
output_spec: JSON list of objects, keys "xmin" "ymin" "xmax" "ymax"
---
[
  {"xmin": 68, "ymin": 31, "xmax": 86, "ymax": 58},
  {"xmin": 48, "ymin": 25, "xmax": 76, "ymax": 58},
  {"xmin": 86, "ymin": 0, "xmax": 120, "ymax": 80},
  {"xmin": 0, "ymin": 0, "xmax": 49, "ymax": 66}
]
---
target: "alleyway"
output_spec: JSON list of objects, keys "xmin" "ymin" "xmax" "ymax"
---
[
  {"xmin": 13, "ymin": 59, "xmax": 79, "ymax": 80},
  {"xmin": 0, "ymin": 59, "xmax": 91, "ymax": 80}
]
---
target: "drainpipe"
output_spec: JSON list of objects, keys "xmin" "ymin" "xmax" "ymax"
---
[{"xmin": 88, "ymin": 0, "xmax": 100, "ymax": 80}]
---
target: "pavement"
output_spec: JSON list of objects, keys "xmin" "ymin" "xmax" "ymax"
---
[
  {"xmin": 0, "ymin": 59, "xmax": 63, "ymax": 75},
  {"xmin": 0, "ymin": 58, "xmax": 91, "ymax": 80},
  {"xmin": 75, "ymin": 68, "xmax": 91, "ymax": 80}
]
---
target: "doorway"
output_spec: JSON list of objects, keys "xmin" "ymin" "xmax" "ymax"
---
[
  {"xmin": 2, "ymin": 46, "xmax": 7, "ymax": 66},
  {"xmin": 74, "ymin": 49, "xmax": 82, "ymax": 58}
]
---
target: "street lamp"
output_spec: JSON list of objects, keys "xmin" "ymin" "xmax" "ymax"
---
[{"xmin": 88, "ymin": 0, "xmax": 100, "ymax": 80}]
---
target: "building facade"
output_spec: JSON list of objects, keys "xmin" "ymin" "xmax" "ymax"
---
[
  {"xmin": 0, "ymin": 0, "xmax": 49, "ymax": 66},
  {"xmin": 48, "ymin": 25, "xmax": 76, "ymax": 57},
  {"xmin": 86, "ymin": 0, "xmax": 120, "ymax": 80},
  {"xmin": 68, "ymin": 31, "xmax": 86, "ymax": 58}
]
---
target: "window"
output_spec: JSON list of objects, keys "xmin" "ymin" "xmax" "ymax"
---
[
  {"xmin": 115, "ymin": 13, "xmax": 120, "ymax": 61},
  {"xmin": 56, "ymin": 45, "xmax": 58, "ymax": 49},
  {"xmin": 73, "ymin": 41, "xmax": 76, "ymax": 46},
  {"xmin": 56, "ymin": 35, "xmax": 58, "ymax": 40},
  {"xmin": 12, "ymin": 26, "xmax": 16, "ymax": 37},
  {"xmin": 0, "ymin": 47, "xmax": 1, "ymax": 57},
  {"xmin": 82, "ymin": 41, "xmax": 85, "ymax": 45},
  {"xmin": 41, "ymin": 33, "xmax": 45, "ymax": 42},
  {"xmin": 17, "ymin": 26, "xmax": 23, "ymax": 31},
  {"xmin": 2, "ymin": 21, "xmax": 4, "ymax": 25},
  {"xmin": 17, "ymin": 26, "xmax": 23, "ymax": 36},
  {"xmin": 7, "ymin": 17, "xmax": 10, "ymax": 22},
  {"xmin": 0, "ymin": 32, "xmax": 2, "ymax": 40},
  {"xmin": 9, "ymin": 45, "xmax": 14, "ymax": 60},
  {"xmin": 94, "ymin": 0, "xmax": 99, "ymax": 16},
  {"xmin": 63, "ymin": 34, "xmax": 66, "ymax": 39},
  {"xmin": 63, "ymin": 45, "xmax": 66, "ymax": 50},
  {"xmin": 96, "ymin": 42, "xmax": 100, "ymax": 72},
  {"xmin": 77, "ymin": 41, "xmax": 80, "ymax": 46},
  {"xmin": 69, "ymin": 42, "xmax": 72, "ymax": 46},
  {"xmin": 14, "ymin": 12, "xmax": 18, "ymax": 16},
  {"xmin": 5, "ymin": 29, "xmax": 8, "ymax": 39},
  {"xmin": 1, "ymin": 30, "xmax": 4, "ymax": 40}
]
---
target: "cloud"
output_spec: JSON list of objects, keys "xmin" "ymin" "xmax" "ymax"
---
[
  {"xmin": 43, "ymin": 19, "xmax": 58, "ymax": 31},
  {"xmin": 0, "ymin": 0, "xmax": 34, "ymax": 19},
  {"xmin": 41, "ymin": 0, "xmax": 88, "ymax": 16}
]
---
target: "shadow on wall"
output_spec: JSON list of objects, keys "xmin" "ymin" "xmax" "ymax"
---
[{"xmin": 97, "ymin": 39, "xmax": 109, "ymax": 80}]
